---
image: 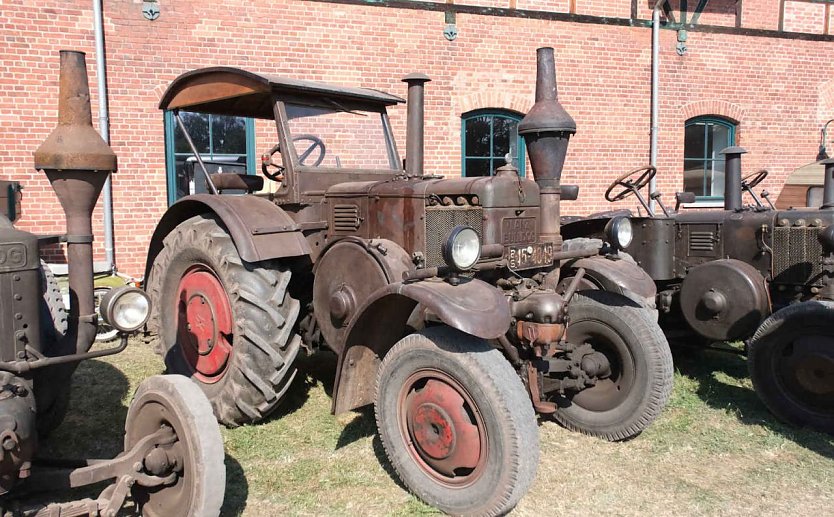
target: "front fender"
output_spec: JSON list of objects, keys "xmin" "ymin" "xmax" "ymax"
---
[
  {"xmin": 331, "ymin": 277, "xmax": 511, "ymax": 414},
  {"xmin": 567, "ymin": 255, "xmax": 657, "ymax": 309}
]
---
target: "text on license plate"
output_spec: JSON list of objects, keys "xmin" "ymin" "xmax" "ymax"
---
[{"xmin": 507, "ymin": 243, "xmax": 554, "ymax": 269}]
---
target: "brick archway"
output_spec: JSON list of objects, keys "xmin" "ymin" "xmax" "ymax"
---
[
  {"xmin": 456, "ymin": 91, "xmax": 530, "ymax": 116},
  {"xmin": 680, "ymin": 99, "xmax": 744, "ymax": 125}
]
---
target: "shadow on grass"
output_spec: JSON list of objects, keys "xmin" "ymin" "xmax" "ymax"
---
[
  {"xmin": 371, "ymin": 434, "xmax": 409, "ymax": 493},
  {"xmin": 336, "ymin": 405, "xmax": 376, "ymax": 449},
  {"xmin": 221, "ymin": 453, "xmax": 248, "ymax": 515},
  {"xmin": 263, "ymin": 350, "xmax": 339, "ymax": 423},
  {"xmin": 672, "ymin": 346, "xmax": 834, "ymax": 459}
]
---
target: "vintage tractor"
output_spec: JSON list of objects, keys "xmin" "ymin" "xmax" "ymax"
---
[
  {"xmin": 561, "ymin": 148, "xmax": 834, "ymax": 434},
  {"xmin": 144, "ymin": 48, "xmax": 673, "ymax": 515},
  {"xmin": 0, "ymin": 50, "xmax": 225, "ymax": 515}
]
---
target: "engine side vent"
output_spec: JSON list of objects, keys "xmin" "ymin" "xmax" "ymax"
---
[
  {"xmin": 689, "ymin": 231, "xmax": 715, "ymax": 252},
  {"xmin": 425, "ymin": 207, "xmax": 483, "ymax": 268},
  {"xmin": 333, "ymin": 204, "xmax": 360, "ymax": 233},
  {"xmin": 772, "ymin": 226, "xmax": 823, "ymax": 286}
]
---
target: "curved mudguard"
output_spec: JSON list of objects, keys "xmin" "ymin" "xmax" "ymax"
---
[
  {"xmin": 568, "ymin": 255, "xmax": 657, "ymax": 309},
  {"xmin": 143, "ymin": 194, "xmax": 310, "ymax": 281},
  {"xmin": 331, "ymin": 277, "xmax": 511, "ymax": 414}
]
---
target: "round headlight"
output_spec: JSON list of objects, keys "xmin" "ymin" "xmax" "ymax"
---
[
  {"xmin": 819, "ymin": 224, "xmax": 834, "ymax": 252},
  {"xmin": 605, "ymin": 216, "xmax": 633, "ymax": 250},
  {"xmin": 443, "ymin": 226, "xmax": 481, "ymax": 271},
  {"xmin": 99, "ymin": 286, "xmax": 152, "ymax": 333}
]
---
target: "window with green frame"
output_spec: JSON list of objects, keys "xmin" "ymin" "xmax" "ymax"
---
[
  {"xmin": 683, "ymin": 116, "xmax": 737, "ymax": 201},
  {"xmin": 461, "ymin": 110, "xmax": 525, "ymax": 177},
  {"xmin": 163, "ymin": 111, "xmax": 256, "ymax": 205}
]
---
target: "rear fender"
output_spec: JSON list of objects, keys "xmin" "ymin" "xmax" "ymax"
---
[
  {"xmin": 143, "ymin": 194, "xmax": 311, "ymax": 281},
  {"xmin": 567, "ymin": 255, "xmax": 657, "ymax": 309},
  {"xmin": 331, "ymin": 278, "xmax": 511, "ymax": 414}
]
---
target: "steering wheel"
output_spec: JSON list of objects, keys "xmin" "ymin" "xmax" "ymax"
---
[
  {"xmin": 293, "ymin": 134, "xmax": 326, "ymax": 167},
  {"xmin": 261, "ymin": 143, "xmax": 285, "ymax": 182},
  {"xmin": 605, "ymin": 165, "xmax": 657, "ymax": 202},
  {"xmin": 742, "ymin": 169, "xmax": 768, "ymax": 190}
]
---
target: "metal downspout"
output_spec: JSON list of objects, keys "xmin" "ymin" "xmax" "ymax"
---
[
  {"xmin": 94, "ymin": 0, "xmax": 115, "ymax": 273},
  {"xmin": 650, "ymin": 4, "xmax": 661, "ymax": 213}
]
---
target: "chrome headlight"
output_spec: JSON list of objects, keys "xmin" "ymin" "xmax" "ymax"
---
[
  {"xmin": 819, "ymin": 224, "xmax": 834, "ymax": 253},
  {"xmin": 443, "ymin": 226, "xmax": 481, "ymax": 271},
  {"xmin": 99, "ymin": 286, "xmax": 152, "ymax": 333},
  {"xmin": 605, "ymin": 216, "xmax": 633, "ymax": 250}
]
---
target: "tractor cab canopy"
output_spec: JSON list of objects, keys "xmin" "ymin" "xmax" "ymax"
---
[{"xmin": 159, "ymin": 67, "xmax": 404, "ymax": 118}]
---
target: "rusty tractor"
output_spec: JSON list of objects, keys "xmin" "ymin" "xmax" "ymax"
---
[
  {"xmin": 0, "ymin": 51, "xmax": 225, "ymax": 515},
  {"xmin": 145, "ymin": 47, "xmax": 673, "ymax": 515},
  {"xmin": 561, "ymin": 149, "xmax": 834, "ymax": 434}
]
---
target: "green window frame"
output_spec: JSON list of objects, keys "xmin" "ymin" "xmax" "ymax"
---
[
  {"xmin": 163, "ymin": 111, "xmax": 256, "ymax": 205},
  {"xmin": 683, "ymin": 116, "xmax": 737, "ymax": 202},
  {"xmin": 461, "ymin": 110, "xmax": 526, "ymax": 177}
]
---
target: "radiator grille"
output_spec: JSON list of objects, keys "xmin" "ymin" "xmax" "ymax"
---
[
  {"xmin": 425, "ymin": 207, "xmax": 483, "ymax": 268},
  {"xmin": 689, "ymin": 231, "xmax": 715, "ymax": 253},
  {"xmin": 333, "ymin": 204, "xmax": 360, "ymax": 232},
  {"xmin": 772, "ymin": 226, "xmax": 823, "ymax": 286}
]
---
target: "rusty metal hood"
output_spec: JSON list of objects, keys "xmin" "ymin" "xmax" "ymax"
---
[{"xmin": 325, "ymin": 174, "xmax": 540, "ymax": 208}]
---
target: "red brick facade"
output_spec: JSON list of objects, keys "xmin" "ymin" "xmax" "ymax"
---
[{"xmin": 2, "ymin": 0, "xmax": 834, "ymax": 276}]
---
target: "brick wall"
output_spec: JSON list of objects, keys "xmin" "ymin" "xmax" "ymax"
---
[{"xmin": 1, "ymin": 0, "xmax": 833, "ymax": 276}]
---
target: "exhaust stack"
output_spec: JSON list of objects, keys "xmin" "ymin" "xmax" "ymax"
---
[
  {"xmin": 402, "ymin": 73, "xmax": 431, "ymax": 177},
  {"xmin": 34, "ymin": 50, "xmax": 117, "ymax": 355},
  {"xmin": 720, "ymin": 146, "xmax": 746, "ymax": 211},
  {"xmin": 519, "ymin": 47, "xmax": 576, "ymax": 248},
  {"xmin": 821, "ymin": 158, "xmax": 834, "ymax": 209}
]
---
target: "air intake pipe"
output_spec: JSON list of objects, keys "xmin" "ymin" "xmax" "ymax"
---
[
  {"xmin": 402, "ymin": 73, "xmax": 431, "ymax": 177},
  {"xmin": 34, "ymin": 50, "xmax": 117, "ymax": 356},
  {"xmin": 519, "ymin": 47, "xmax": 576, "ymax": 248},
  {"xmin": 821, "ymin": 158, "xmax": 834, "ymax": 210},
  {"xmin": 720, "ymin": 146, "xmax": 746, "ymax": 211}
]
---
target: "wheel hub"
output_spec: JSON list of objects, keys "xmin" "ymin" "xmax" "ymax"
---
[
  {"xmin": 791, "ymin": 337, "xmax": 834, "ymax": 396},
  {"xmin": 176, "ymin": 267, "xmax": 233, "ymax": 383},
  {"xmin": 402, "ymin": 376, "xmax": 483, "ymax": 480}
]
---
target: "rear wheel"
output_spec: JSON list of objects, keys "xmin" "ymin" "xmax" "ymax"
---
[
  {"xmin": 748, "ymin": 301, "xmax": 834, "ymax": 433},
  {"xmin": 375, "ymin": 327, "xmax": 538, "ymax": 516},
  {"xmin": 552, "ymin": 291, "xmax": 673, "ymax": 441},
  {"xmin": 147, "ymin": 215, "xmax": 301, "ymax": 426}
]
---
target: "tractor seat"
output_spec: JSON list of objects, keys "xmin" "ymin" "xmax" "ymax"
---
[{"xmin": 209, "ymin": 173, "xmax": 264, "ymax": 193}]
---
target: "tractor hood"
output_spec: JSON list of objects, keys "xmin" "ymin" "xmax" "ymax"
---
[{"xmin": 325, "ymin": 173, "xmax": 540, "ymax": 209}]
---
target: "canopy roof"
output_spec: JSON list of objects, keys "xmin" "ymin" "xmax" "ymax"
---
[
  {"xmin": 786, "ymin": 160, "xmax": 825, "ymax": 186},
  {"xmin": 159, "ymin": 67, "xmax": 405, "ymax": 119}
]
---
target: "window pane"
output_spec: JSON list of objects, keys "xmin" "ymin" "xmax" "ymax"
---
[
  {"xmin": 465, "ymin": 158, "xmax": 491, "ymax": 177},
  {"xmin": 465, "ymin": 116, "xmax": 491, "ymax": 157},
  {"xmin": 684, "ymin": 124, "xmax": 704, "ymax": 159},
  {"xmin": 492, "ymin": 117, "xmax": 515, "ymax": 158},
  {"xmin": 683, "ymin": 160, "xmax": 706, "ymax": 196},
  {"xmin": 706, "ymin": 159, "xmax": 725, "ymax": 197},
  {"xmin": 212, "ymin": 115, "xmax": 247, "ymax": 154},
  {"xmin": 711, "ymin": 123, "xmax": 730, "ymax": 153},
  {"xmin": 174, "ymin": 112, "xmax": 209, "ymax": 154}
]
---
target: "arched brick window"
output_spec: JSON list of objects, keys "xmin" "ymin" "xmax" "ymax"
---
[
  {"xmin": 461, "ymin": 110, "xmax": 525, "ymax": 177},
  {"xmin": 684, "ymin": 116, "xmax": 737, "ymax": 201}
]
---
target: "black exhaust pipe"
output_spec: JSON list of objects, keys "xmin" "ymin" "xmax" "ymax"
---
[
  {"xmin": 402, "ymin": 73, "xmax": 431, "ymax": 177},
  {"xmin": 519, "ymin": 47, "xmax": 576, "ymax": 247},
  {"xmin": 720, "ymin": 146, "xmax": 746, "ymax": 211},
  {"xmin": 821, "ymin": 158, "xmax": 834, "ymax": 209}
]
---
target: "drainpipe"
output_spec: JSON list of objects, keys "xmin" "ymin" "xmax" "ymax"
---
[
  {"xmin": 649, "ymin": 3, "xmax": 661, "ymax": 213},
  {"xmin": 94, "ymin": 0, "xmax": 115, "ymax": 274}
]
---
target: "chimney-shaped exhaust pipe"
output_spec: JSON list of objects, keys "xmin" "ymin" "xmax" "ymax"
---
[
  {"xmin": 720, "ymin": 146, "xmax": 746, "ymax": 211},
  {"xmin": 821, "ymin": 158, "xmax": 834, "ymax": 209},
  {"xmin": 519, "ymin": 47, "xmax": 576, "ymax": 248},
  {"xmin": 34, "ymin": 50, "xmax": 117, "ymax": 356},
  {"xmin": 402, "ymin": 73, "xmax": 431, "ymax": 177}
]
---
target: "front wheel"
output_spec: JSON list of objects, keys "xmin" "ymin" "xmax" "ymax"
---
[
  {"xmin": 748, "ymin": 301, "xmax": 834, "ymax": 434},
  {"xmin": 375, "ymin": 327, "xmax": 538, "ymax": 516},
  {"xmin": 551, "ymin": 291, "xmax": 673, "ymax": 441}
]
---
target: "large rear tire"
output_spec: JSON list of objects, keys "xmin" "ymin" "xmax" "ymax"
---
[
  {"xmin": 553, "ymin": 291, "xmax": 673, "ymax": 441},
  {"xmin": 748, "ymin": 301, "xmax": 834, "ymax": 434},
  {"xmin": 375, "ymin": 327, "xmax": 538, "ymax": 516},
  {"xmin": 147, "ymin": 215, "xmax": 301, "ymax": 427}
]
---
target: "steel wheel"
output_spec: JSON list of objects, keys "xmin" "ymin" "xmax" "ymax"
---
[
  {"xmin": 399, "ymin": 370, "xmax": 488, "ymax": 486},
  {"xmin": 126, "ymin": 375, "xmax": 225, "ymax": 517},
  {"xmin": 567, "ymin": 320, "xmax": 636, "ymax": 412},
  {"xmin": 749, "ymin": 301, "xmax": 834, "ymax": 433},
  {"xmin": 375, "ymin": 327, "xmax": 538, "ymax": 516},
  {"xmin": 94, "ymin": 286, "xmax": 119, "ymax": 343},
  {"xmin": 175, "ymin": 265, "xmax": 233, "ymax": 383}
]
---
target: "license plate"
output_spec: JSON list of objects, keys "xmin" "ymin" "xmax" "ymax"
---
[{"xmin": 507, "ymin": 243, "xmax": 554, "ymax": 270}]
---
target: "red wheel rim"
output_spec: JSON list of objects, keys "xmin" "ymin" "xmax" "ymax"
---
[
  {"xmin": 176, "ymin": 265, "xmax": 233, "ymax": 383},
  {"xmin": 398, "ymin": 370, "xmax": 488, "ymax": 487}
]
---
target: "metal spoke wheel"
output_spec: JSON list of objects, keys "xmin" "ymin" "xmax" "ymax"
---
[
  {"xmin": 552, "ymin": 291, "xmax": 673, "ymax": 441},
  {"xmin": 125, "ymin": 375, "xmax": 225, "ymax": 517},
  {"xmin": 375, "ymin": 327, "xmax": 538, "ymax": 516},
  {"xmin": 748, "ymin": 301, "xmax": 834, "ymax": 434}
]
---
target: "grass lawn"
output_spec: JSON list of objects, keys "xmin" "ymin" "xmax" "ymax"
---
[{"xmin": 39, "ymin": 337, "xmax": 833, "ymax": 516}]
